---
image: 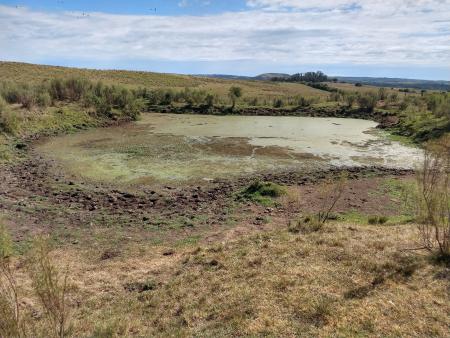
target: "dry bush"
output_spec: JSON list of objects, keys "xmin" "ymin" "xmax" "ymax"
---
[
  {"xmin": 415, "ymin": 135, "xmax": 450, "ymax": 259},
  {"xmin": 28, "ymin": 237, "xmax": 70, "ymax": 338},
  {"xmin": 316, "ymin": 172, "xmax": 348, "ymax": 224},
  {"xmin": 1, "ymin": 227, "xmax": 72, "ymax": 338},
  {"xmin": 0, "ymin": 225, "xmax": 25, "ymax": 337},
  {"xmin": 0, "ymin": 95, "xmax": 7, "ymax": 112}
]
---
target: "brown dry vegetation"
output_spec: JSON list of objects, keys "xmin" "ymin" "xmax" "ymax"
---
[
  {"xmin": 1, "ymin": 169, "xmax": 449, "ymax": 337},
  {"xmin": 3, "ymin": 221, "xmax": 449, "ymax": 337}
]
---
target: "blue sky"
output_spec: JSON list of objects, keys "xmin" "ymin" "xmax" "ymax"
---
[
  {"xmin": 0, "ymin": 0, "xmax": 248, "ymax": 15},
  {"xmin": 0, "ymin": 0, "xmax": 449, "ymax": 80}
]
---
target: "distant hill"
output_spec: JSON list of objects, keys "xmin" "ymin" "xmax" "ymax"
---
[
  {"xmin": 200, "ymin": 73, "xmax": 450, "ymax": 91},
  {"xmin": 194, "ymin": 74, "xmax": 254, "ymax": 81},
  {"xmin": 254, "ymin": 73, "xmax": 290, "ymax": 80},
  {"xmin": 199, "ymin": 73, "xmax": 291, "ymax": 81},
  {"xmin": 333, "ymin": 77, "xmax": 450, "ymax": 91}
]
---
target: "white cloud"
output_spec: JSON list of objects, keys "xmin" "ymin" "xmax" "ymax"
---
[{"xmin": 0, "ymin": 2, "xmax": 449, "ymax": 69}]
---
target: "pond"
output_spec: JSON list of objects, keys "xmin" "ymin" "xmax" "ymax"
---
[{"xmin": 36, "ymin": 113, "xmax": 422, "ymax": 185}]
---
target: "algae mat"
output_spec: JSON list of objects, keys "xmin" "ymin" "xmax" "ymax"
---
[{"xmin": 36, "ymin": 113, "xmax": 422, "ymax": 185}]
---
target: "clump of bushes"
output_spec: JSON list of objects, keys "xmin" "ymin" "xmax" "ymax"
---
[
  {"xmin": 357, "ymin": 93, "xmax": 378, "ymax": 112},
  {"xmin": 368, "ymin": 215, "xmax": 389, "ymax": 225},
  {"xmin": 0, "ymin": 77, "xmax": 145, "ymax": 128},
  {"xmin": 288, "ymin": 215, "xmax": 323, "ymax": 234},
  {"xmin": 273, "ymin": 98, "xmax": 284, "ymax": 108},
  {"xmin": 243, "ymin": 181, "xmax": 286, "ymax": 198}
]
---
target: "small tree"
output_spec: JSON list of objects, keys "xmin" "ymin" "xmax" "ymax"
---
[
  {"xmin": 316, "ymin": 172, "xmax": 348, "ymax": 224},
  {"xmin": 228, "ymin": 86, "xmax": 242, "ymax": 110},
  {"xmin": 0, "ymin": 225, "xmax": 24, "ymax": 337},
  {"xmin": 415, "ymin": 136, "xmax": 450, "ymax": 259},
  {"xmin": 28, "ymin": 237, "xmax": 70, "ymax": 338}
]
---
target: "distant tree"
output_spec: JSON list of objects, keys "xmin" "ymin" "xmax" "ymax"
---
[
  {"xmin": 271, "ymin": 71, "xmax": 328, "ymax": 83},
  {"xmin": 228, "ymin": 86, "xmax": 242, "ymax": 109}
]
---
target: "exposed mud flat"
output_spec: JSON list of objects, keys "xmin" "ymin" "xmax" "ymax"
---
[{"xmin": 35, "ymin": 113, "xmax": 422, "ymax": 186}]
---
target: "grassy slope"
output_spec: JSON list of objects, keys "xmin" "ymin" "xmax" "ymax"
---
[
  {"xmin": 10, "ymin": 222, "xmax": 448, "ymax": 337},
  {"xmin": 0, "ymin": 61, "xmax": 327, "ymax": 99}
]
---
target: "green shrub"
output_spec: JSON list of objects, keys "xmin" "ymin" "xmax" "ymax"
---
[
  {"xmin": 0, "ymin": 110, "xmax": 21, "ymax": 135},
  {"xmin": 239, "ymin": 181, "xmax": 286, "ymax": 206},
  {"xmin": 368, "ymin": 215, "xmax": 389, "ymax": 225},
  {"xmin": 357, "ymin": 93, "xmax": 378, "ymax": 112},
  {"xmin": 18, "ymin": 90, "xmax": 36, "ymax": 109},
  {"xmin": 37, "ymin": 92, "xmax": 52, "ymax": 108},
  {"xmin": 123, "ymin": 98, "xmax": 145, "ymax": 120},
  {"xmin": 273, "ymin": 98, "xmax": 284, "ymax": 108},
  {"xmin": 243, "ymin": 181, "xmax": 286, "ymax": 198}
]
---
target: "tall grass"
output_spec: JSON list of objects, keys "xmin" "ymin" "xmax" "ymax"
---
[
  {"xmin": 0, "ymin": 226, "xmax": 72, "ymax": 338},
  {"xmin": 28, "ymin": 237, "xmax": 70, "ymax": 338},
  {"xmin": 0, "ymin": 224, "xmax": 24, "ymax": 337}
]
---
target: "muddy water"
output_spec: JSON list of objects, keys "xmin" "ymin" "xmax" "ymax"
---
[{"xmin": 36, "ymin": 113, "xmax": 422, "ymax": 185}]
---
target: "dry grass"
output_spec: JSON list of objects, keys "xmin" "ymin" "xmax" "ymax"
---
[{"xmin": 5, "ymin": 221, "xmax": 448, "ymax": 337}]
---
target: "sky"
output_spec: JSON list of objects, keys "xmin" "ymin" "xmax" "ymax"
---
[{"xmin": 0, "ymin": 0, "xmax": 449, "ymax": 80}]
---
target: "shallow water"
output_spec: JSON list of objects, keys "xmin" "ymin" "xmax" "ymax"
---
[{"xmin": 36, "ymin": 113, "xmax": 422, "ymax": 185}]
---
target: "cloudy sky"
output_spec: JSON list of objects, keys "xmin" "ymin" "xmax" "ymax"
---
[{"xmin": 0, "ymin": 0, "xmax": 449, "ymax": 80}]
